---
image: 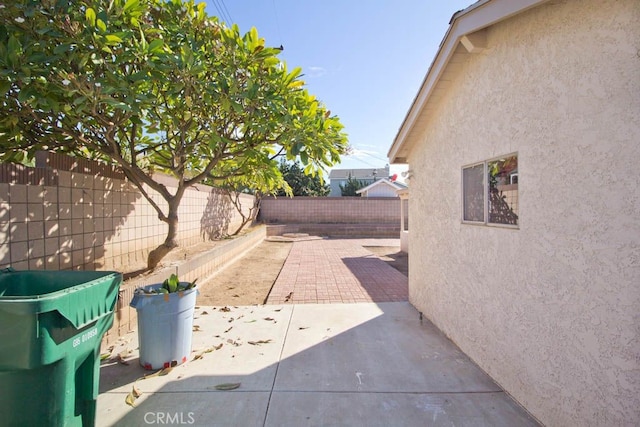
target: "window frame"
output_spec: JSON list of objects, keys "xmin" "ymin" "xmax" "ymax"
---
[{"xmin": 461, "ymin": 152, "xmax": 519, "ymax": 229}]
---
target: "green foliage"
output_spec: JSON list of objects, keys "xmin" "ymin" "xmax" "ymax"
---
[
  {"xmin": 340, "ymin": 175, "xmax": 367, "ymax": 196},
  {"xmin": 145, "ymin": 274, "xmax": 196, "ymax": 294},
  {"xmin": 277, "ymin": 160, "xmax": 329, "ymax": 197},
  {"xmin": 0, "ymin": 0, "xmax": 347, "ymax": 172},
  {"xmin": 0, "ymin": 0, "xmax": 347, "ymax": 264}
]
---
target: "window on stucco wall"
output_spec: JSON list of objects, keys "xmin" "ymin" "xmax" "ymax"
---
[{"xmin": 462, "ymin": 154, "xmax": 518, "ymax": 227}]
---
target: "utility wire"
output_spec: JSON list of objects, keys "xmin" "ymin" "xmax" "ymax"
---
[
  {"xmin": 271, "ymin": 0, "xmax": 283, "ymax": 46},
  {"xmin": 211, "ymin": 0, "xmax": 232, "ymax": 24},
  {"xmin": 219, "ymin": 0, "xmax": 234, "ymax": 24},
  {"xmin": 346, "ymin": 155, "xmax": 383, "ymax": 168}
]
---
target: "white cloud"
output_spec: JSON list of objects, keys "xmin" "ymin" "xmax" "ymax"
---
[
  {"xmin": 347, "ymin": 147, "xmax": 381, "ymax": 159},
  {"xmin": 307, "ymin": 66, "xmax": 327, "ymax": 78}
]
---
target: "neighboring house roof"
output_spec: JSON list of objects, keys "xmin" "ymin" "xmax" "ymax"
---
[
  {"xmin": 328, "ymin": 167, "xmax": 389, "ymax": 180},
  {"xmin": 356, "ymin": 178, "xmax": 407, "ymax": 195},
  {"xmin": 388, "ymin": 0, "xmax": 549, "ymax": 164}
]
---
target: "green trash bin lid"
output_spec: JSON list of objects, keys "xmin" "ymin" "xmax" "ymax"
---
[{"xmin": 0, "ymin": 269, "xmax": 122, "ymax": 329}]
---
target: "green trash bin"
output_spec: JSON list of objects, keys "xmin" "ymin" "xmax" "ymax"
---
[{"xmin": 0, "ymin": 268, "xmax": 122, "ymax": 427}]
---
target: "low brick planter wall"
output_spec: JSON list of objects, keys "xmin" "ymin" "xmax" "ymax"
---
[
  {"xmin": 266, "ymin": 223, "xmax": 399, "ymax": 238},
  {"xmin": 103, "ymin": 225, "xmax": 266, "ymax": 345}
]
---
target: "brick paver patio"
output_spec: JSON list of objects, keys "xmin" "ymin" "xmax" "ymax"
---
[{"xmin": 267, "ymin": 239, "xmax": 408, "ymax": 304}]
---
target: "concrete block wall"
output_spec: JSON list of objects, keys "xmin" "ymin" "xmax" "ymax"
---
[
  {"xmin": 259, "ymin": 196, "xmax": 406, "ymax": 225},
  {"xmin": 0, "ymin": 152, "xmax": 257, "ymax": 273}
]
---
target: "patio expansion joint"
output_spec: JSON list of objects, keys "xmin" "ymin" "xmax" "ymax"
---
[
  {"xmin": 269, "ymin": 390, "xmax": 506, "ymax": 395},
  {"xmin": 262, "ymin": 304, "xmax": 296, "ymax": 427}
]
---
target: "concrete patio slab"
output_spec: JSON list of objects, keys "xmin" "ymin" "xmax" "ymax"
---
[
  {"xmin": 99, "ymin": 305, "xmax": 293, "ymax": 395},
  {"xmin": 265, "ymin": 392, "xmax": 539, "ymax": 427},
  {"xmin": 97, "ymin": 302, "xmax": 540, "ymax": 426},
  {"xmin": 100, "ymin": 391, "xmax": 270, "ymax": 427},
  {"xmin": 276, "ymin": 303, "xmax": 500, "ymax": 393}
]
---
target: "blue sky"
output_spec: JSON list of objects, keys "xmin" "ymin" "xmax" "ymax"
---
[{"xmin": 204, "ymin": 1, "xmax": 472, "ymax": 179}]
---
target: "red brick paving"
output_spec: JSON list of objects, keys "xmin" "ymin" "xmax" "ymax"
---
[{"xmin": 266, "ymin": 239, "xmax": 408, "ymax": 304}]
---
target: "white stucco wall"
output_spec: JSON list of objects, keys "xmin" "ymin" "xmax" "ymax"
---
[{"xmin": 406, "ymin": 1, "xmax": 640, "ymax": 426}]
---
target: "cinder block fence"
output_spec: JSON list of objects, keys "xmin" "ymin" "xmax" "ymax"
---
[
  {"xmin": 259, "ymin": 196, "xmax": 406, "ymax": 237},
  {"xmin": 0, "ymin": 152, "xmax": 256, "ymax": 272}
]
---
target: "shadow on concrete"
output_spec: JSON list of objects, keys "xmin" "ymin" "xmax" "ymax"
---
[
  {"xmin": 98, "ymin": 303, "xmax": 540, "ymax": 427},
  {"xmin": 340, "ymin": 255, "xmax": 408, "ymax": 302},
  {"xmin": 99, "ymin": 357, "xmax": 146, "ymax": 393},
  {"xmin": 363, "ymin": 246, "xmax": 409, "ymax": 277}
]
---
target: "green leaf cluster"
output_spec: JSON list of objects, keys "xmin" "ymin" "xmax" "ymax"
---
[
  {"xmin": 150, "ymin": 274, "xmax": 196, "ymax": 294},
  {"xmin": 276, "ymin": 160, "xmax": 329, "ymax": 197},
  {"xmin": 0, "ymin": 0, "xmax": 348, "ymax": 215}
]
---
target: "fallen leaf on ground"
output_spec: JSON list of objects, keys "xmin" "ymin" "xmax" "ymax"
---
[
  {"xmin": 263, "ymin": 317, "xmax": 275, "ymax": 322},
  {"xmin": 213, "ymin": 383, "xmax": 241, "ymax": 391},
  {"xmin": 244, "ymin": 319, "xmax": 257, "ymax": 323},
  {"xmin": 232, "ymin": 294, "xmax": 240, "ymax": 298},
  {"xmin": 125, "ymin": 385, "xmax": 143, "ymax": 407},
  {"xmin": 100, "ymin": 352, "xmax": 111, "ymax": 361},
  {"xmin": 192, "ymin": 344, "xmax": 224, "ymax": 361},
  {"xmin": 248, "ymin": 339, "xmax": 272, "ymax": 345},
  {"xmin": 285, "ymin": 292, "xmax": 293, "ymax": 302},
  {"xmin": 125, "ymin": 392, "xmax": 137, "ymax": 407},
  {"xmin": 274, "ymin": 309, "xmax": 282, "ymax": 312},
  {"xmin": 132, "ymin": 385, "xmax": 143, "ymax": 398},
  {"xmin": 143, "ymin": 367, "xmax": 173, "ymax": 379},
  {"xmin": 115, "ymin": 354, "xmax": 130, "ymax": 365},
  {"xmin": 298, "ymin": 327, "xmax": 309, "ymax": 330},
  {"xmin": 227, "ymin": 339, "xmax": 241, "ymax": 347},
  {"xmin": 224, "ymin": 326, "xmax": 233, "ymax": 333},
  {"xmin": 220, "ymin": 307, "xmax": 231, "ymax": 312},
  {"xmin": 193, "ymin": 325, "xmax": 201, "ymax": 332},
  {"xmin": 201, "ymin": 311, "xmax": 209, "ymax": 315},
  {"xmin": 228, "ymin": 317, "xmax": 234, "ymax": 323}
]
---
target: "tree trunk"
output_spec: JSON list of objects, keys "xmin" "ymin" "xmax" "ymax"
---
[
  {"xmin": 230, "ymin": 194, "xmax": 261, "ymax": 236},
  {"xmin": 147, "ymin": 201, "xmax": 180, "ymax": 270}
]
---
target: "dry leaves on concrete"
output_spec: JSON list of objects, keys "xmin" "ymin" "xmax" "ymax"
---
[
  {"xmin": 192, "ymin": 343, "xmax": 224, "ymax": 361},
  {"xmin": 247, "ymin": 339, "xmax": 272, "ymax": 346},
  {"xmin": 124, "ymin": 367, "xmax": 173, "ymax": 407}
]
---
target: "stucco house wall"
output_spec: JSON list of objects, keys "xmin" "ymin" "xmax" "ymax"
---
[{"xmin": 400, "ymin": 1, "xmax": 639, "ymax": 426}]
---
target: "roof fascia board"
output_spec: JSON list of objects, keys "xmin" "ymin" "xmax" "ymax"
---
[
  {"xmin": 388, "ymin": 0, "xmax": 548, "ymax": 162},
  {"xmin": 356, "ymin": 178, "xmax": 403, "ymax": 194}
]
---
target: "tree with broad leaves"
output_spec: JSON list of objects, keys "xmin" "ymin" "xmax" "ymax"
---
[{"xmin": 0, "ymin": 0, "xmax": 348, "ymax": 269}]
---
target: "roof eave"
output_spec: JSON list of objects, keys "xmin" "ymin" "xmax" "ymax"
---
[{"xmin": 387, "ymin": 0, "xmax": 548, "ymax": 164}]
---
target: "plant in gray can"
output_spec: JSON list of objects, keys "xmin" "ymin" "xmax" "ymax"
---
[{"xmin": 131, "ymin": 274, "xmax": 199, "ymax": 370}]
